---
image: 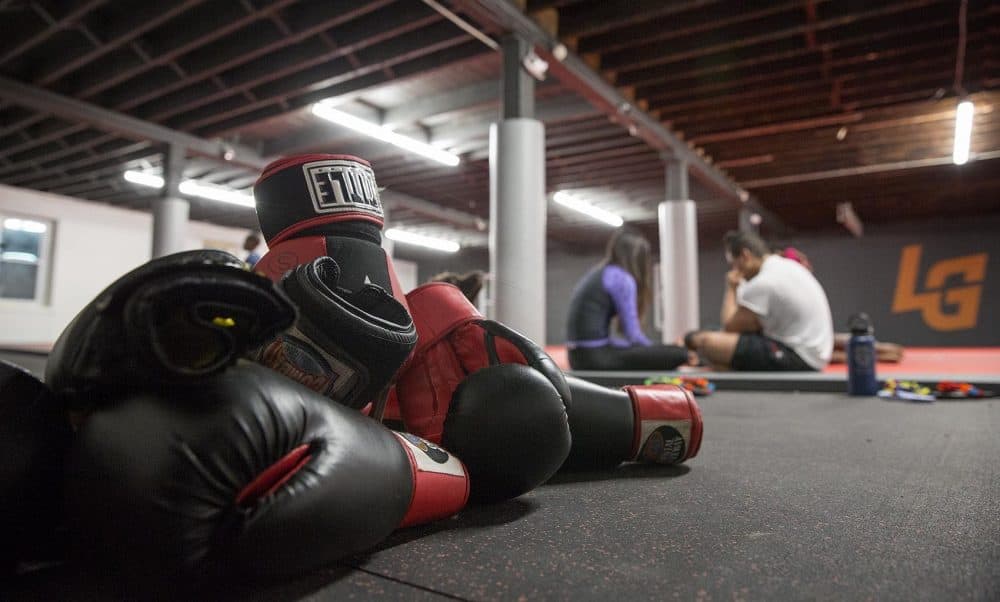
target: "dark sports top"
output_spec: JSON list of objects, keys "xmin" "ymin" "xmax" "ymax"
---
[{"xmin": 565, "ymin": 264, "xmax": 653, "ymax": 348}]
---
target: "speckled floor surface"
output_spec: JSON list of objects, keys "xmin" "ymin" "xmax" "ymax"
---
[{"xmin": 4, "ymin": 391, "xmax": 998, "ymax": 601}]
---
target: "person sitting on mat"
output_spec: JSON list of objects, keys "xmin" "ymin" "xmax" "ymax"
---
[
  {"xmin": 565, "ymin": 226, "xmax": 690, "ymax": 371},
  {"xmin": 771, "ymin": 243, "xmax": 904, "ymax": 363},
  {"xmin": 685, "ymin": 230, "xmax": 833, "ymax": 371}
]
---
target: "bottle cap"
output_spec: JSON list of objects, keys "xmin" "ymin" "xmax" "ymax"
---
[{"xmin": 847, "ymin": 312, "xmax": 873, "ymax": 335}]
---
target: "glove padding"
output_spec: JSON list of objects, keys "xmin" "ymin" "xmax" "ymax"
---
[
  {"xmin": 0, "ymin": 360, "xmax": 72, "ymax": 574},
  {"xmin": 561, "ymin": 375, "xmax": 703, "ymax": 470},
  {"xmin": 46, "ymin": 250, "xmax": 295, "ymax": 402},
  {"xmin": 396, "ymin": 282, "xmax": 571, "ymax": 502},
  {"xmin": 65, "ymin": 362, "xmax": 466, "ymax": 588},
  {"xmin": 251, "ymin": 256, "xmax": 416, "ymax": 411}
]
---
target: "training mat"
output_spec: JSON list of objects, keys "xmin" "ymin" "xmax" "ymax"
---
[{"xmin": 3, "ymin": 392, "xmax": 997, "ymax": 601}]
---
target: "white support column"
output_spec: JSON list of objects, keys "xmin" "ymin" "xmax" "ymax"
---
[
  {"xmin": 151, "ymin": 198, "xmax": 189, "ymax": 257},
  {"xmin": 489, "ymin": 118, "xmax": 546, "ymax": 343},
  {"xmin": 151, "ymin": 143, "xmax": 189, "ymax": 258},
  {"xmin": 380, "ymin": 202, "xmax": 394, "ymax": 258},
  {"xmin": 658, "ymin": 158, "xmax": 699, "ymax": 343}
]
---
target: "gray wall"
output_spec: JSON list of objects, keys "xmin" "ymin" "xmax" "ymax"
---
[
  {"xmin": 698, "ymin": 214, "xmax": 1000, "ymax": 346},
  {"xmin": 401, "ymin": 213, "xmax": 1000, "ymax": 347}
]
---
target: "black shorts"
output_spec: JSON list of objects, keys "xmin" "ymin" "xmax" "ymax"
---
[{"xmin": 730, "ymin": 334, "xmax": 815, "ymax": 371}]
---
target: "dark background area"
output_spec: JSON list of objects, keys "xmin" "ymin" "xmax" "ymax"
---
[{"xmin": 399, "ymin": 212, "xmax": 999, "ymax": 347}]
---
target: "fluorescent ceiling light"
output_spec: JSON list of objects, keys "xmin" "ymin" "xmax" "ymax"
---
[
  {"xmin": 384, "ymin": 228, "xmax": 460, "ymax": 253},
  {"xmin": 311, "ymin": 101, "xmax": 460, "ymax": 167},
  {"xmin": 952, "ymin": 100, "xmax": 974, "ymax": 165},
  {"xmin": 123, "ymin": 170, "xmax": 255, "ymax": 208},
  {"xmin": 123, "ymin": 170, "xmax": 165, "ymax": 188},
  {"xmin": 178, "ymin": 180, "xmax": 255, "ymax": 208},
  {"xmin": 3, "ymin": 218, "xmax": 47, "ymax": 233},
  {"xmin": 553, "ymin": 191, "xmax": 624, "ymax": 227},
  {"xmin": 1, "ymin": 251, "xmax": 38, "ymax": 263}
]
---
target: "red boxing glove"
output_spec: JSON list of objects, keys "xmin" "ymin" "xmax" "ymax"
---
[
  {"xmin": 561, "ymin": 375, "xmax": 703, "ymax": 470},
  {"xmin": 394, "ymin": 283, "xmax": 571, "ymax": 502},
  {"xmin": 252, "ymin": 154, "xmax": 407, "ymax": 306},
  {"xmin": 252, "ymin": 154, "xmax": 411, "ymax": 420}
]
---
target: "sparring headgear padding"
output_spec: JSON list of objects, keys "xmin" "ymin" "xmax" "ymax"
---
[
  {"xmin": 254, "ymin": 154, "xmax": 384, "ymax": 246},
  {"xmin": 46, "ymin": 250, "xmax": 296, "ymax": 400}
]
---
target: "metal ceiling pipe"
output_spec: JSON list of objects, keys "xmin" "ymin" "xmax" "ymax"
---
[
  {"xmin": 0, "ymin": 75, "xmax": 494, "ymax": 233},
  {"xmin": 0, "ymin": 75, "xmax": 267, "ymax": 171},
  {"xmin": 743, "ymin": 150, "xmax": 1000, "ymax": 188},
  {"xmin": 447, "ymin": 0, "xmax": 748, "ymax": 204}
]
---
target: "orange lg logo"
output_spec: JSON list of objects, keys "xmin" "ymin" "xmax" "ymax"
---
[{"xmin": 891, "ymin": 244, "xmax": 988, "ymax": 331}]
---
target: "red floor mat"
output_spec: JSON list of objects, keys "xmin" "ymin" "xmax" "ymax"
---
[
  {"xmin": 821, "ymin": 347, "xmax": 1000, "ymax": 375},
  {"xmin": 546, "ymin": 345, "xmax": 1000, "ymax": 375}
]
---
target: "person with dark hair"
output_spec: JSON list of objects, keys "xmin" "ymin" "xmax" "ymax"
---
[
  {"xmin": 429, "ymin": 270, "xmax": 485, "ymax": 306},
  {"xmin": 685, "ymin": 230, "xmax": 833, "ymax": 371},
  {"xmin": 243, "ymin": 232, "xmax": 263, "ymax": 268},
  {"xmin": 565, "ymin": 227, "xmax": 689, "ymax": 371}
]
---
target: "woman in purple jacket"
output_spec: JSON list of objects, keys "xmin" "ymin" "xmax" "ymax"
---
[{"xmin": 565, "ymin": 227, "xmax": 689, "ymax": 371}]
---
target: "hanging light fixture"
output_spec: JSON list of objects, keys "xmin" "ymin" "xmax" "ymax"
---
[
  {"xmin": 311, "ymin": 101, "xmax": 460, "ymax": 167},
  {"xmin": 123, "ymin": 171, "xmax": 256, "ymax": 208},
  {"xmin": 952, "ymin": 0, "xmax": 973, "ymax": 166},
  {"xmin": 552, "ymin": 191, "xmax": 624, "ymax": 227}
]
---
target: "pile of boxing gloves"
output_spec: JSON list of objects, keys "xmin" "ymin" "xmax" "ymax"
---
[{"xmin": 0, "ymin": 155, "xmax": 703, "ymax": 590}]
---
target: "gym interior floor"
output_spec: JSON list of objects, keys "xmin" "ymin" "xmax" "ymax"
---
[{"xmin": 3, "ymin": 348, "xmax": 998, "ymax": 600}]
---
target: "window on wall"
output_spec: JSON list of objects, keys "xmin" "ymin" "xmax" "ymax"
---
[{"xmin": 0, "ymin": 214, "xmax": 52, "ymax": 303}]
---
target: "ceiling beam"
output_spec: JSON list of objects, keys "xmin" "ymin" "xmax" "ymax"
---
[
  {"xmin": 455, "ymin": 0, "xmax": 748, "ymax": 203},
  {"xmin": 637, "ymin": 34, "xmax": 989, "ymax": 105},
  {"xmin": 5, "ymin": 143, "xmax": 156, "ymax": 189},
  {"xmin": 577, "ymin": 1, "xmax": 823, "ymax": 54},
  {"xmin": 117, "ymin": 1, "xmax": 433, "ymax": 119},
  {"xmin": 382, "ymin": 189, "xmax": 487, "ymax": 230},
  {"xmin": 0, "ymin": 76, "xmax": 486, "ymax": 234},
  {"xmin": 600, "ymin": 0, "xmax": 951, "ymax": 73},
  {"xmin": 560, "ymin": 0, "xmax": 721, "ymax": 38},
  {"xmin": 382, "ymin": 79, "xmax": 498, "ymax": 127},
  {"xmin": 262, "ymin": 95, "xmax": 597, "ymax": 157},
  {"xmin": 0, "ymin": 0, "xmax": 107, "ymax": 66},
  {"xmin": 0, "ymin": 75, "xmax": 267, "ymax": 170},
  {"xmin": 200, "ymin": 40, "xmax": 487, "ymax": 138},
  {"xmin": 35, "ymin": 0, "xmax": 207, "ymax": 86},
  {"xmin": 613, "ymin": 7, "xmax": 988, "ymax": 88},
  {"xmin": 743, "ymin": 151, "xmax": 1000, "ymax": 188}
]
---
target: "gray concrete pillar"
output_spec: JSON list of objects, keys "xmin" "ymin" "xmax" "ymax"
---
[
  {"xmin": 151, "ymin": 144, "xmax": 189, "ymax": 257},
  {"xmin": 738, "ymin": 207, "xmax": 759, "ymax": 234},
  {"xmin": 501, "ymin": 35, "xmax": 534, "ymax": 119},
  {"xmin": 487, "ymin": 34, "xmax": 546, "ymax": 342},
  {"xmin": 658, "ymin": 158, "xmax": 699, "ymax": 343},
  {"xmin": 489, "ymin": 119, "xmax": 546, "ymax": 343},
  {"xmin": 380, "ymin": 203, "xmax": 394, "ymax": 258},
  {"xmin": 152, "ymin": 198, "xmax": 190, "ymax": 257}
]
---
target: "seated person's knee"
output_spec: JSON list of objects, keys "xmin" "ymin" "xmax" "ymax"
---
[{"xmin": 684, "ymin": 330, "xmax": 702, "ymax": 350}]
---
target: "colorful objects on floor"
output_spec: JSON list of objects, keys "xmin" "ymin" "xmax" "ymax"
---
[{"xmin": 644, "ymin": 376, "xmax": 715, "ymax": 396}]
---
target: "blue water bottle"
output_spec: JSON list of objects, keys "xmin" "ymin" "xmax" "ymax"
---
[{"xmin": 846, "ymin": 313, "xmax": 879, "ymax": 396}]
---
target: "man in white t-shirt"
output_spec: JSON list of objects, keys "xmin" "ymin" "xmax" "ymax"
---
[{"xmin": 684, "ymin": 231, "xmax": 833, "ymax": 371}]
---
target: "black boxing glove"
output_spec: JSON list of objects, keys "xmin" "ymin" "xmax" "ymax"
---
[
  {"xmin": 250, "ymin": 256, "xmax": 416, "ymax": 413},
  {"xmin": 561, "ymin": 375, "xmax": 703, "ymax": 470},
  {"xmin": 45, "ymin": 249, "xmax": 295, "ymax": 406},
  {"xmin": 64, "ymin": 362, "xmax": 468, "ymax": 588},
  {"xmin": 394, "ymin": 282, "xmax": 572, "ymax": 502},
  {"xmin": 0, "ymin": 360, "xmax": 73, "ymax": 575}
]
